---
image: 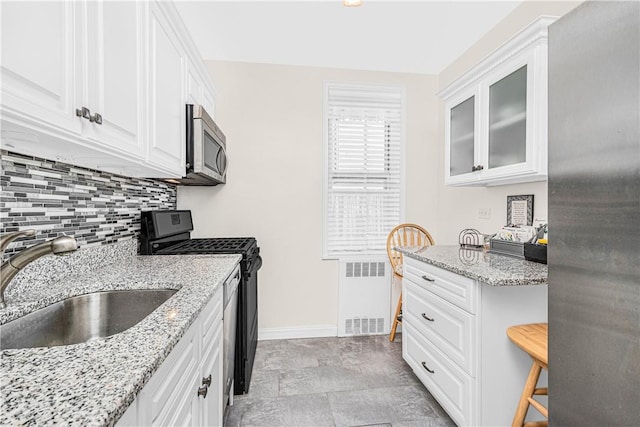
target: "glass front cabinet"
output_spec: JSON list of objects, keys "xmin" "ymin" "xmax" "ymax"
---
[{"xmin": 441, "ymin": 16, "xmax": 555, "ymax": 186}]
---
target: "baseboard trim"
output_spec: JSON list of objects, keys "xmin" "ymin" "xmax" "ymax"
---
[{"xmin": 258, "ymin": 325, "xmax": 338, "ymax": 341}]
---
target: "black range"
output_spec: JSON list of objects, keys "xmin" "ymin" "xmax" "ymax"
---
[{"xmin": 139, "ymin": 210, "xmax": 262, "ymax": 396}]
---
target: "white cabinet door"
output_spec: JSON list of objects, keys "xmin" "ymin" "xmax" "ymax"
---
[
  {"xmin": 83, "ymin": 0, "xmax": 145, "ymax": 157},
  {"xmin": 134, "ymin": 284, "xmax": 227, "ymax": 427},
  {"xmin": 444, "ymin": 90, "xmax": 480, "ymax": 185},
  {"xmin": 478, "ymin": 49, "xmax": 548, "ymax": 184},
  {"xmin": 137, "ymin": 319, "xmax": 200, "ymax": 426},
  {"xmin": 165, "ymin": 369, "xmax": 200, "ymax": 427},
  {"xmin": 0, "ymin": 1, "xmax": 80, "ymax": 134},
  {"xmin": 199, "ymin": 323, "xmax": 223, "ymax": 427},
  {"xmin": 147, "ymin": 2, "xmax": 185, "ymax": 176},
  {"xmin": 199, "ymin": 280, "xmax": 224, "ymax": 427}
]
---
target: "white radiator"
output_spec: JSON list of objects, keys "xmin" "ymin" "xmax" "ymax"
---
[{"xmin": 338, "ymin": 257, "xmax": 391, "ymax": 337}]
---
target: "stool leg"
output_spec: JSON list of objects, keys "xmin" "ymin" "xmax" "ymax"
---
[
  {"xmin": 512, "ymin": 358, "xmax": 542, "ymax": 427},
  {"xmin": 389, "ymin": 292, "xmax": 402, "ymax": 342}
]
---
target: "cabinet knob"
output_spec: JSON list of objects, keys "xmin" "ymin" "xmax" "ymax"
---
[
  {"xmin": 75, "ymin": 107, "xmax": 91, "ymax": 120},
  {"xmin": 197, "ymin": 385, "xmax": 208, "ymax": 399},
  {"xmin": 421, "ymin": 275, "xmax": 435, "ymax": 282},
  {"xmin": 202, "ymin": 374, "xmax": 212, "ymax": 387},
  {"xmin": 421, "ymin": 361, "xmax": 435, "ymax": 374},
  {"xmin": 91, "ymin": 113, "xmax": 103, "ymax": 125}
]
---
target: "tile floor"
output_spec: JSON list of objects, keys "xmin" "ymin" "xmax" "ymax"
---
[{"xmin": 225, "ymin": 335, "xmax": 456, "ymax": 427}]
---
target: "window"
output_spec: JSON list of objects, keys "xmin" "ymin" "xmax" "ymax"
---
[{"xmin": 323, "ymin": 82, "xmax": 404, "ymax": 258}]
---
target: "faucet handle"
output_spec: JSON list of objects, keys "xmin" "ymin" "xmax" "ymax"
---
[{"xmin": 0, "ymin": 230, "xmax": 36, "ymax": 257}]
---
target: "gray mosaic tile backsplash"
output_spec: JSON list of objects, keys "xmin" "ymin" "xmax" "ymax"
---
[{"xmin": 0, "ymin": 150, "xmax": 176, "ymax": 259}]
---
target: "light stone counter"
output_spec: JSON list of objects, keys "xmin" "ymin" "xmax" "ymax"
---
[
  {"xmin": 0, "ymin": 240, "xmax": 241, "ymax": 426},
  {"xmin": 397, "ymin": 245, "xmax": 547, "ymax": 286}
]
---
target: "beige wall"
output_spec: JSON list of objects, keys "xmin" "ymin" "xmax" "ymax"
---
[
  {"xmin": 178, "ymin": 0, "xmax": 583, "ymax": 334},
  {"xmin": 434, "ymin": 0, "xmax": 582, "ymax": 244},
  {"xmin": 178, "ymin": 62, "xmax": 439, "ymax": 332}
]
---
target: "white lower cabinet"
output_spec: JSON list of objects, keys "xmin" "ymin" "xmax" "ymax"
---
[
  {"xmin": 404, "ymin": 322, "xmax": 473, "ymax": 424},
  {"xmin": 118, "ymin": 285, "xmax": 224, "ymax": 427},
  {"xmin": 200, "ymin": 324, "xmax": 224, "ymax": 426},
  {"xmin": 402, "ymin": 256, "xmax": 548, "ymax": 426}
]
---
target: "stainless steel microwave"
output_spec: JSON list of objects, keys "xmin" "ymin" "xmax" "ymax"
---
[{"xmin": 176, "ymin": 104, "xmax": 227, "ymax": 186}]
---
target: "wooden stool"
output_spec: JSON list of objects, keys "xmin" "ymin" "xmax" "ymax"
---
[
  {"xmin": 506, "ymin": 323, "xmax": 549, "ymax": 427},
  {"xmin": 386, "ymin": 224, "xmax": 434, "ymax": 342}
]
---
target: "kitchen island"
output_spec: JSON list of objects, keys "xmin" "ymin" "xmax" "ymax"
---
[
  {"xmin": 396, "ymin": 244, "xmax": 547, "ymax": 286},
  {"xmin": 0, "ymin": 240, "xmax": 240, "ymax": 426},
  {"xmin": 396, "ymin": 245, "xmax": 547, "ymax": 427}
]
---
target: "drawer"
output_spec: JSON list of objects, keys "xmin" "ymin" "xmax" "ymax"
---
[
  {"xmin": 404, "ymin": 280, "xmax": 476, "ymax": 376},
  {"xmin": 404, "ymin": 256, "xmax": 477, "ymax": 313},
  {"xmin": 403, "ymin": 322, "xmax": 474, "ymax": 427}
]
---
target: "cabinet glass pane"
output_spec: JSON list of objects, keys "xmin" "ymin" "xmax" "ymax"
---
[
  {"xmin": 488, "ymin": 65, "xmax": 527, "ymax": 169},
  {"xmin": 450, "ymin": 96, "xmax": 475, "ymax": 176}
]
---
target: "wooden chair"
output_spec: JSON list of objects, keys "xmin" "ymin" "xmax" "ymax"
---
[
  {"xmin": 507, "ymin": 323, "xmax": 549, "ymax": 427},
  {"xmin": 387, "ymin": 223, "xmax": 434, "ymax": 342}
]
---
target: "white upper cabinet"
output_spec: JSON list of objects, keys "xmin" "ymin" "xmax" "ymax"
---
[
  {"xmin": 147, "ymin": 2, "xmax": 187, "ymax": 176},
  {"xmin": 1, "ymin": 1, "xmax": 80, "ymax": 135},
  {"xmin": 83, "ymin": 0, "xmax": 145, "ymax": 158},
  {"xmin": 0, "ymin": 0, "xmax": 216, "ymax": 179},
  {"xmin": 146, "ymin": 1, "xmax": 217, "ymax": 177},
  {"xmin": 440, "ymin": 16, "xmax": 556, "ymax": 186}
]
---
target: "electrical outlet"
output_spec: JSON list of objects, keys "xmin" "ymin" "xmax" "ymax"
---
[{"xmin": 478, "ymin": 207, "xmax": 491, "ymax": 220}]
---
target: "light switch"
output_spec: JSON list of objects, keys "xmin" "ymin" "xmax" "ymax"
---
[{"xmin": 478, "ymin": 207, "xmax": 491, "ymax": 219}]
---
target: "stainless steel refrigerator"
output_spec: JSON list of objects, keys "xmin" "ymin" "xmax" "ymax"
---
[{"xmin": 548, "ymin": 1, "xmax": 639, "ymax": 425}]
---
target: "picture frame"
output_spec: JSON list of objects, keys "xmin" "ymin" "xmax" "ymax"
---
[{"xmin": 507, "ymin": 194, "xmax": 534, "ymax": 226}]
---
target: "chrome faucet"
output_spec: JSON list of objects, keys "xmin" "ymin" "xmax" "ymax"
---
[{"xmin": 0, "ymin": 230, "xmax": 78, "ymax": 308}]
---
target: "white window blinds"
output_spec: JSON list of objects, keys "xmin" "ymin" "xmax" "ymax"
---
[{"xmin": 324, "ymin": 83, "xmax": 404, "ymax": 258}]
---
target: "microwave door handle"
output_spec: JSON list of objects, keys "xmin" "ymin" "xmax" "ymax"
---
[{"xmin": 218, "ymin": 144, "xmax": 228, "ymax": 177}]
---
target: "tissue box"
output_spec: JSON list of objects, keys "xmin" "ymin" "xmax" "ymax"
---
[{"xmin": 524, "ymin": 243, "xmax": 547, "ymax": 264}]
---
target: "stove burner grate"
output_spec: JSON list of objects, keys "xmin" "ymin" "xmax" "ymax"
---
[{"xmin": 157, "ymin": 237, "xmax": 256, "ymax": 255}]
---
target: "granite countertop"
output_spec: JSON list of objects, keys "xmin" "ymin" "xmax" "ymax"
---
[
  {"xmin": 0, "ymin": 245, "xmax": 242, "ymax": 426},
  {"xmin": 397, "ymin": 245, "xmax": 547, "ymax": 286}
]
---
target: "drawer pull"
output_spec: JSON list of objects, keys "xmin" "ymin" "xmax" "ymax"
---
[
  {"xmin": 421, "ymin": 361, "xmax": 435, "ymax": 374},
  {"xmin": 421, "ymin": 313, "xmax": 435, "ymax": 322},
  {"xmin": 421, "ymin": 275, "xmax": 435, "ymax": 282},
  {"xmin": 75, "ymin": 106, "xmax": 91, "ymax": 120}
]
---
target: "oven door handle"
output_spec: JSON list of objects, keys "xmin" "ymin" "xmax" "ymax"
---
[{"xmin": 246, "ymin": 255, "xmax": 262, "ymax": 276}]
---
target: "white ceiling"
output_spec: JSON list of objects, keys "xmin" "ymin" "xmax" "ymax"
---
[{"xmin": 175, "ymin": 0, "xmax": 523, "ymax": 75}]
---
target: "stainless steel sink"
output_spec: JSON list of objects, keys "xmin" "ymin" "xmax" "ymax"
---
[{"xmin": 0, "ymin": 289, "xmax": 177, "ymax": 350}]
